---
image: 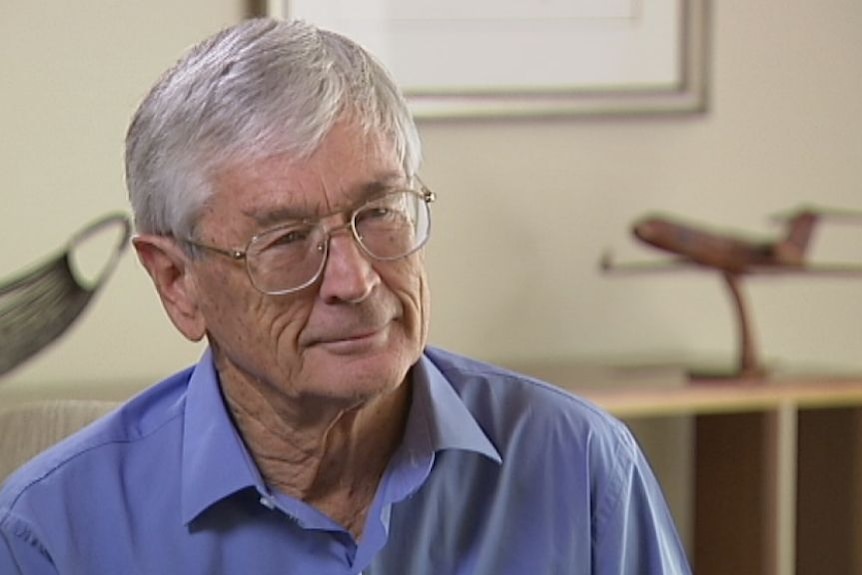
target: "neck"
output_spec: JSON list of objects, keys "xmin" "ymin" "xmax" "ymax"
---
[{"xmin": 220, "ymin": 366, "xmax": 412, "ymax": 539}]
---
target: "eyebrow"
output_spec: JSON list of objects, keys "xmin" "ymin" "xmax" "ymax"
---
[{"xmin": 241, "ymin": 173, "xmax": 408, "ymax": 229}]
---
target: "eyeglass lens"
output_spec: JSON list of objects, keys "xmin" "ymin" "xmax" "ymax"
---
[{"xmin": 245, "ymin": 190, "xmax": 430, "ymax": 294}]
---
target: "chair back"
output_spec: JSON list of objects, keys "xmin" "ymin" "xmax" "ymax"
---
[{"xmin": 0, "ymin": 399, "xmax": 117, "ymax": 482}]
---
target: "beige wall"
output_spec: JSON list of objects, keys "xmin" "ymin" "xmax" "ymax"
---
[
  {"xmin": 0, "ymin": 0, "xmax": 244, "ymax": 393},
  {"xmin": 2, "ymin": 0, "xmax": 861, "ymax": 395},
  {"xmin": 420, "ymin": 0, "xmax": 862, "ymax": 375}
]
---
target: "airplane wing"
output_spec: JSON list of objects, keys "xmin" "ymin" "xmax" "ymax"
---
[
  {"xmin": 770, "ymin": 204, "xmax": 862, "ymax": 224},
  {"xmin": 600, "ymin": 251, "xmax": 712, "ymax": 274},
  {"xmin": 600, "ymin": 252, "xmax": 862, "ymax": 276},
  {"xmin": 744, "ymin": 262, "xmax": 862, "ymax": 276}
]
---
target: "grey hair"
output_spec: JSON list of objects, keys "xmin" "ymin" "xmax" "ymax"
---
[{"xmin": 125, "ymin": 18, "xmax": 422, "ymax": 237}]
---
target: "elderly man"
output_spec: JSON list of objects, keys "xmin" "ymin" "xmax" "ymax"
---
[{"xmin": 0, "ymin": 18, "xmax": 691, "ymax": 574}]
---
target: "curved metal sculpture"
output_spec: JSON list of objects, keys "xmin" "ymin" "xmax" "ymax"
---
[{"xmin": 0, "ymin": 213, "xmax": 131, "ymax": 378}]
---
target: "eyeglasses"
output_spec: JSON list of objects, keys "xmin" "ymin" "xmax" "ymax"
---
[{"xmin": 184, "ymin": 185, "xmax": 435, "ymax": 295}]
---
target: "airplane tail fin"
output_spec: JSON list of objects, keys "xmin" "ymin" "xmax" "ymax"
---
[{"xmin": 774, "ymin": 210, "xmax": 818, "ymax": 264}]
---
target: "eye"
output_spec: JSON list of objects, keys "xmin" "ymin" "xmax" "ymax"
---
[
  {"xmin": 356, "ymin": 192, "xmax": 412, "ymax": 224},
  {"xmin": 254, "ymin": 225, "xmax": 314, "ymax": 252},
  {"xmin": 356, "ymin": 206, "xmax": 394, "ymax": 223},
  {"xmin": 274, "ymin": 229, "xmax": 309, "ymax": 245}
]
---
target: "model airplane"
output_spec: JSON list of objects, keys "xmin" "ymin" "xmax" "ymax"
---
[{"xmin": 601, "ymin": 205, "xmax": 862, "ymax": 378}]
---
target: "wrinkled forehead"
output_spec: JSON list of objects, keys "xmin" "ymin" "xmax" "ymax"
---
[{"xmin": 205, "ymin": 120, "xmax": 409, "ymax": 228}]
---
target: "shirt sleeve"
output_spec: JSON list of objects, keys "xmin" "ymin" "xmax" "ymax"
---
[
  {"xmin": 0, "ymin": 514, "xmax": 57, "ymax": 575},
  {"xmin": 590, "ymin": 428, "xmax": 693, "ymax": 575}
]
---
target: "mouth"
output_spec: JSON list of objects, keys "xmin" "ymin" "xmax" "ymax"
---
[{"xmin": 306, "ymin": 323, "xmax": 392, "ymax": 355}]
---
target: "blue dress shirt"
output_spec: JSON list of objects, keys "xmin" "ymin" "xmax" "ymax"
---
[{"xmin": 0, "ymin": 347, "xmax": 691, "ymax": 574}]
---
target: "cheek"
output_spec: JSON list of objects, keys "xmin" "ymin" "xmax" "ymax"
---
[
  {"xmin": 384, "ymin": 257, "xmax": 430, "ymax": 334},
  {"xmin": 194, "ymin": 266, "xmax": 245, "ymax": 320},
  {"xmin": 266, "ymin": 298, "xmax": 313, "ymax": 347},
  {"xmin": 195, "ymin": 264, "xmax": 304, "ymax": 347},
  {"xmin": 417, "ymin": 271, "xmax": 431, "ymax": 345},
  {"xmin": 200, "ymin": 288, "xmax": 319, "ymax": 388}
]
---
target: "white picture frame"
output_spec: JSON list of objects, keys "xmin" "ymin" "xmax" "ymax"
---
[{"xmin": 269, "ymin": 0, "xmax": 708, "ymax": 119}]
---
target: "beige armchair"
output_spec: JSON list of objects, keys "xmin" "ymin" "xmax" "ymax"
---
[{"xmin": 0, "ymin": 399, "xmax": 118, "ymax": 483}]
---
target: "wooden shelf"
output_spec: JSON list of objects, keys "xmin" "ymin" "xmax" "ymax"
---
[
  {"xmin": 505, "ymin": 361, "xmax": 862, "ymax": 575},
  {"xmin": 552, "ymin": 373, "xmax": 862, "ymax": 575},
  {"xmin": 576, "ymin": 377, "xmax": 862, "ymax": 418}
]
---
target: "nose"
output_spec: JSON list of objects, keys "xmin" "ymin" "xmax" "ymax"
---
[{"xmin": 317, "ymin": 223, "xmax": 379, "ymax": 304}]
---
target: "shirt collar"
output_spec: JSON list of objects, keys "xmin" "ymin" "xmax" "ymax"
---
[
  {"xmin": 405, "ymin": 354, "xmax": 501, "ymax": 463},
  {"xmin": 180, "ymin": 349, "xmax": 261, "ymax": 525},
  {"xmin": 179, "ymin": 349, "xmax": 501, "ymax": 524}
]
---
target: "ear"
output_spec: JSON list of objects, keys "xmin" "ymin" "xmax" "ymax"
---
[{"xmin": 133, "ymin": 234, "xmax": 206, "ymax": 342}]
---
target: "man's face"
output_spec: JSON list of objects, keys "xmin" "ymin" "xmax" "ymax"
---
[{"xmin": 188, "ymin": 119, "xmax": 430, "ymax": 409}]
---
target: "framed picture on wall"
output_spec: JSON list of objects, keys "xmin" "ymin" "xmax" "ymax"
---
[{"xmin": 268, "ymin": 0, "xmax": 708, "ymax": 119}]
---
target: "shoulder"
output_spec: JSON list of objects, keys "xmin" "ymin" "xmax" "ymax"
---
[
  {"xmin": 424, "ymin": 347, "xmax": 637, "ymax": 458},
  {"xmin": 0, "ymin": 366, "xmax": 193, "ymax": 512},
  {"xmin": 422, "ymin": 347, "xmax": 651, "ymax": 527},
  {"xmin": 425, "ymin": 346, "xmax": 621, "ymax": 423}
]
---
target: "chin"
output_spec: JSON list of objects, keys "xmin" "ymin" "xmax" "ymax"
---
[{"xmin": 303, "ymin": 343, "xmax": 416, "ymax": 404}]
